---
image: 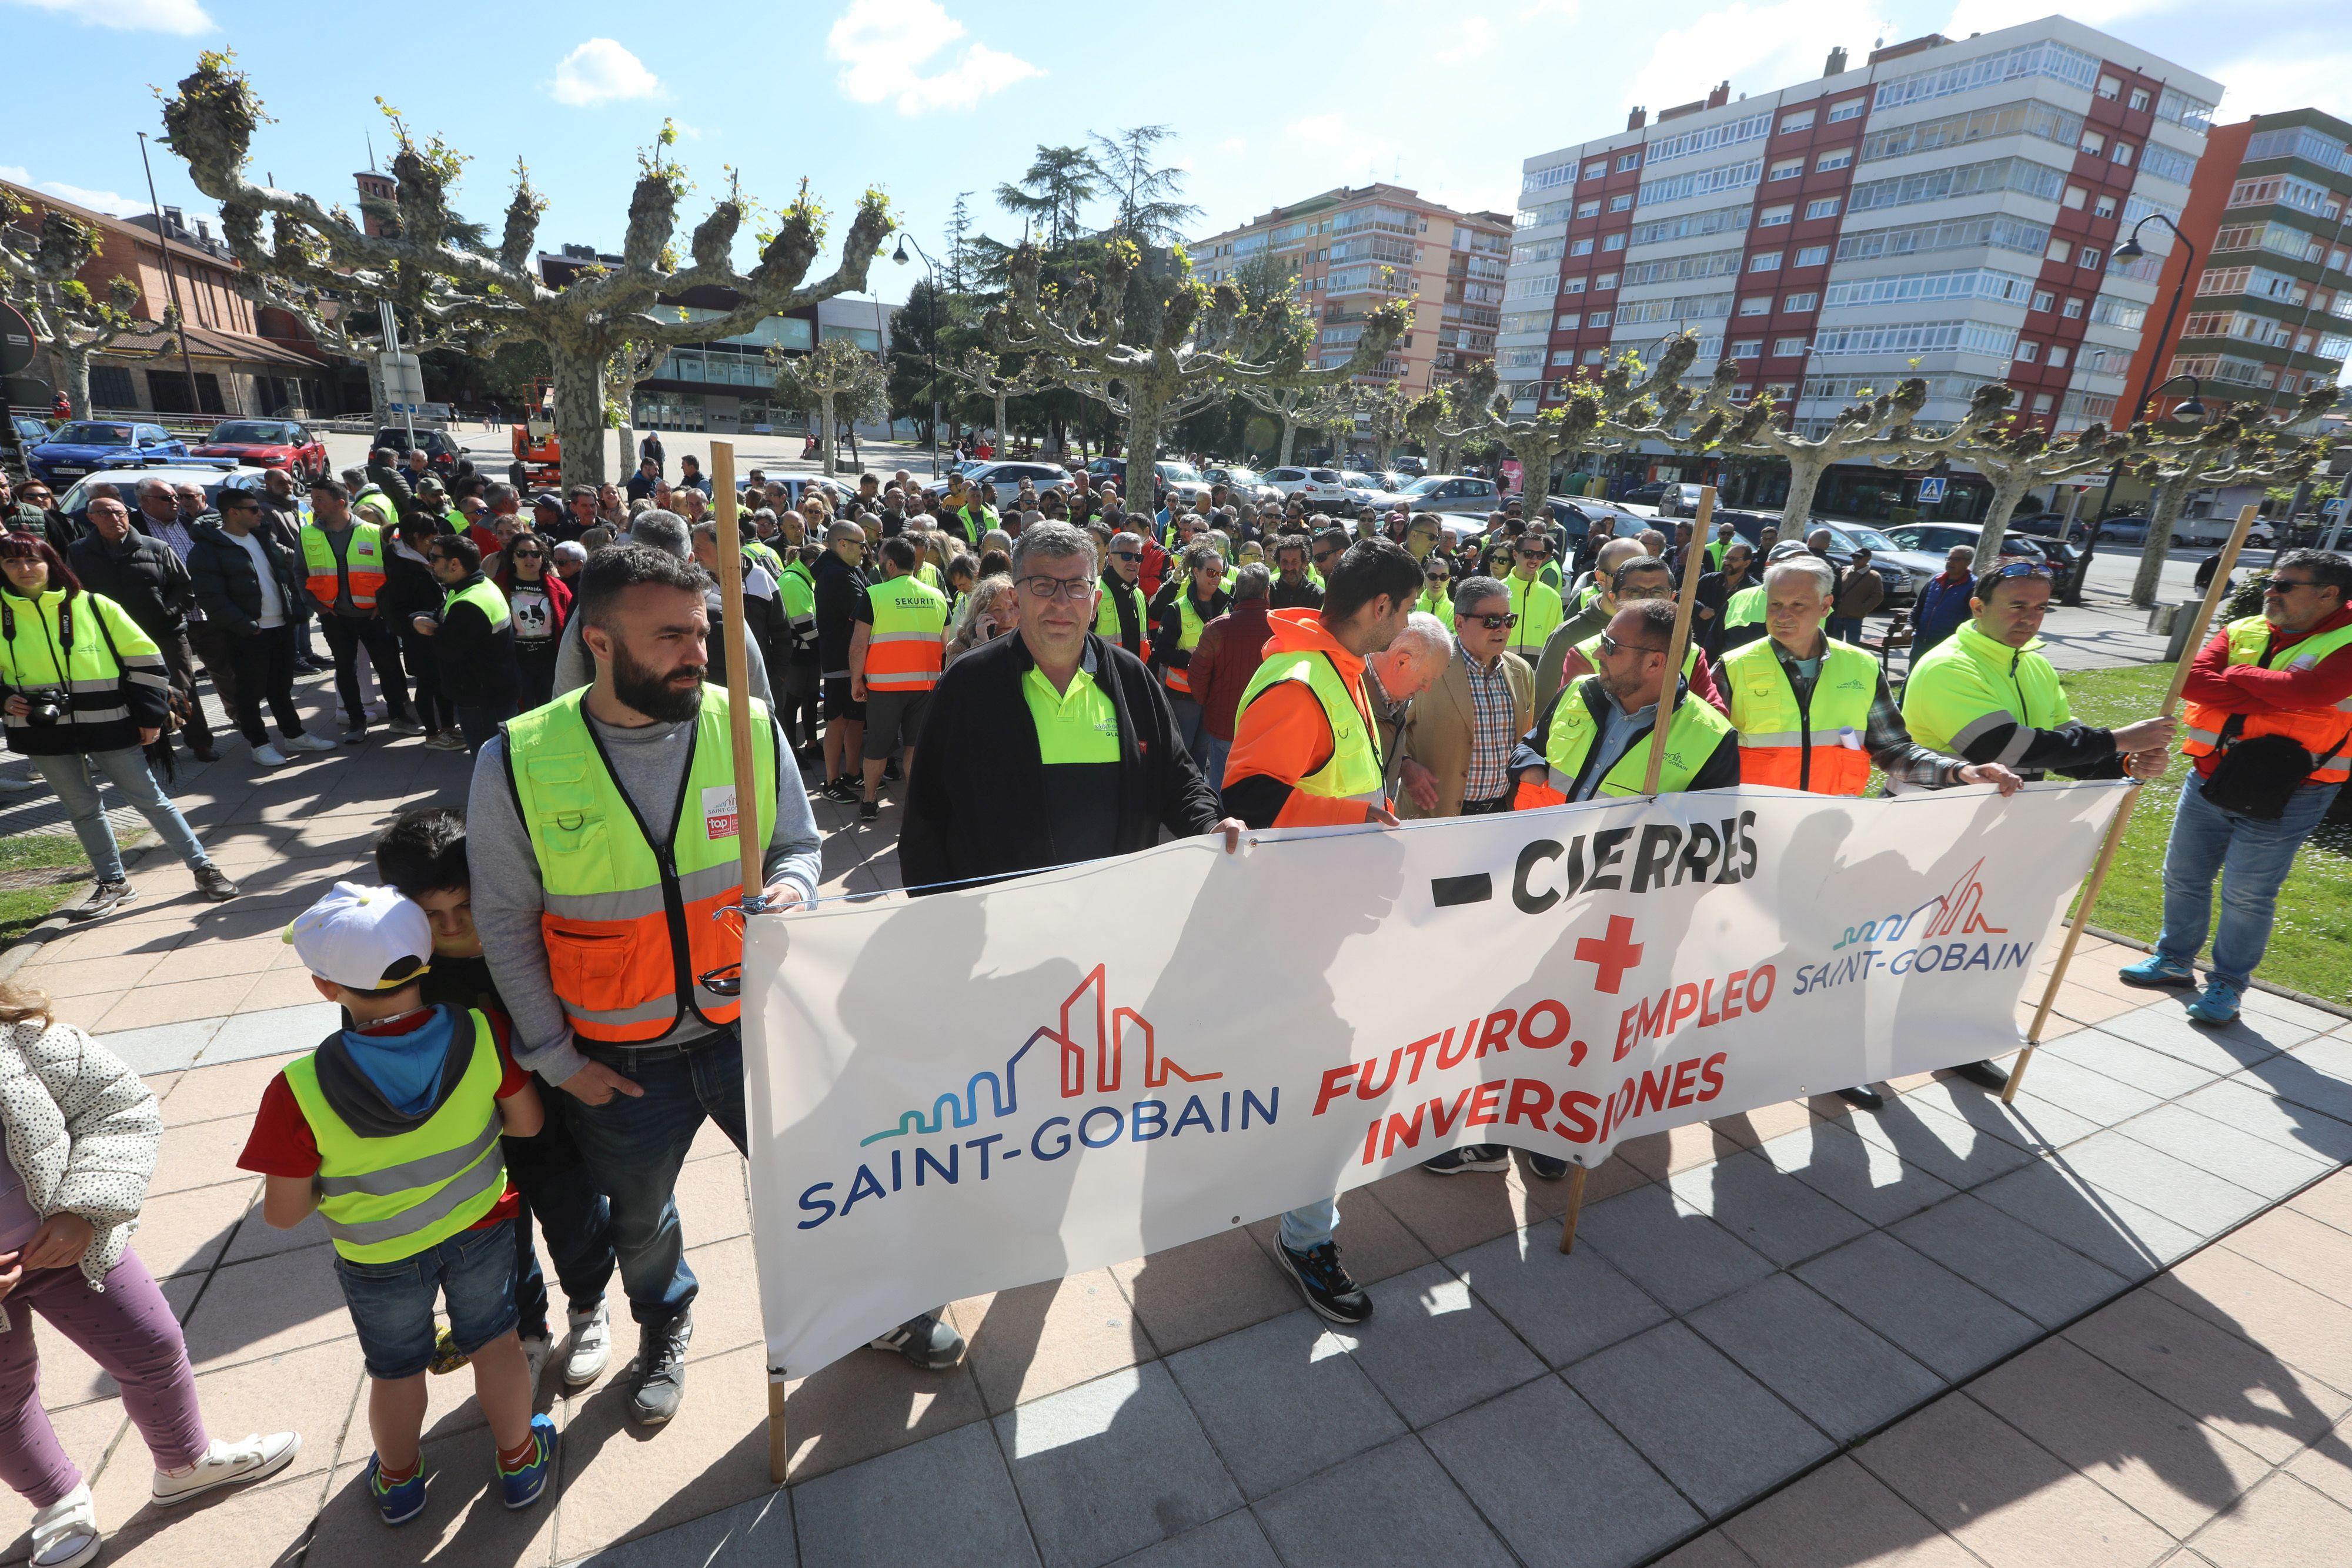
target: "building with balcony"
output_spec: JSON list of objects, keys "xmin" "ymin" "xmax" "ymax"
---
[
  {"xmin": 2119, "ymin": 108, "xmax": 2352, "ymax": 427},
  {"xmin": 1499, "ymin": 19, "xmax": 2219, "ymax": 515},
  {"xmin": 1191, "ymin": 184, "xmax": 1512, "ymax": 399}
]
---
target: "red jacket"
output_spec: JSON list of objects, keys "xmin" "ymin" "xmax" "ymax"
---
[
  {"xmin": 2181, "ymin": 602, "xmax": 2352, "ymax": 777},
  {"xmin": 1187, "ymin": 598, "xmax": 1274, "ymax": 743}
]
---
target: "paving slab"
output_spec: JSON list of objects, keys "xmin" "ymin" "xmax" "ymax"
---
[
  {"xmin": 1889, "ymin": 1191, "xmax": 2134, "ymax": 1329},
  {"xmin": 1685, "ymin": 1272, "xmax": 1946, "ymax": 1442},
  {"xmin": 1161, "ymin": 1310, "xmax": 1404, "ymax": 1500},
  {"xmin": 1447, "ymin": 1219, "xmax": 1669, "ymax": 1369},
  {"xmin": 994, "ymin": 1363, "xmax": 1241, "ymax": 1568},
  {"xmin": 1575, "ymin": 1181, "xmax": 1777, "ymax": 1315},
  {"xmin": 1666, "ymin": 1148, "xmax": 1874, "ymax": 1266},
  {"xmin": 1332, "ymin": 1263, "xmax": 1548, "ymax": 1427},
  {"xmin": 1795, "ymin": 1231, "xmax": 2042, "ymax": 1383},
  {"xmin": 789, "ymin": 1419, "xmax": 1035, "ymax": 1568},
  {"xmin": 1252, "ymin": 1435, "xmax": 1515, "ymax": 1568}
]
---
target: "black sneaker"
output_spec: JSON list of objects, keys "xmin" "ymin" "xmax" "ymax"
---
[
  {"xmin": 1949, "ymin": 1059, "xmax": 2010, "ymax": 1092},
  {"xmin": 858, "ymin": 799, "xmax": 879, "ymax": 823},
  {"xmin": 627, "ymin": 1309, "xmax": 693, "ymax": 1427},
  {"xmin": 1422, "ymin": 1145, "xmax": 1508, "ymax": 1175},
  {"xmin": 194, "ymin": 864, "xmax": 240, "ymax": 902},
  {"xmin": 1524, "ymin": 1153, "xmax": 1571, "ymax": 1182},
  {"xmin": 1276, "ymin": 1241, "xmax": 1372, "ymax": 1325},
  {"xmin": 819, "ymin": 776, "xmax": 859, "ymax": 804},
  {"xmin": 867, "ymin": 1313, "xmax": 965, "ymax": 1370},
  {"xmin": 1836, "ymin": 1084, "xmax": 1887, "ymax": 1112},
  {"xmin": 882, "ymin": 759, "xmax": 903, "ymax": 784},
  {"xmin": 66, "ymin": 879, "xmax": 136, "ymax": 922}
]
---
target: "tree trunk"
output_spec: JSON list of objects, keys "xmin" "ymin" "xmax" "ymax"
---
[
  {"xmin": 1973, "ymin": 471, "xmax": 2037, "ymax": 563},
  {"xmin": 818, "ymin": 394, "xmax": 838, "ymax": 477},
  {"xmin": 1779, "ymin": 453, "xmax": 1830, "ymax": 532},
  {"xmin": 2133, "ymin": 464, "xmax": 2208, "ymax": 606},
  {"xmin": 1125, "ymin": 383, "xmax": 1166, "ymax": 520},
  {"xmin": 52, "ymin": 338, "xmax": 94, "ymax": 419},
  {"xmin": 1278, "ymin": 417, "xmax": 1299, "ymax": 465},
  {"xmin": 993, "ymin": 390, "xmax": 1010, "ymax": 450},
  {"xmin": 549, "ymin": 351, "xmax": 610, "ymax": 489}
]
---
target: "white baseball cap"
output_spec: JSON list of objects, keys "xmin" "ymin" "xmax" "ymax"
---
[{"xmin": 285, "ymin": 882, "xmax": 433, "ymax": 991}]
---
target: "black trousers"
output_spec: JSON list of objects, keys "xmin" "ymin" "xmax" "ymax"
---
[
  {"xmin": 396, "ymin": 627, "xmax": 450, "ymax": 734},
  {"xmin": 223, "ymin": 625, "xmax": 306, "ymax": 746},
  {"xmin": 318, "ymin": 613, "xmax": 411, "ymax": 727},
  {"xmin": 155, "ymin": 626, "xmax": 213, "ymax": 752}
]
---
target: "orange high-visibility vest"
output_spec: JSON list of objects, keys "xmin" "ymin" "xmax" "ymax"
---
[
  {"xmin": 1720, "ymin": 635, "xmax": 1877, "ymax": 795},
  {"xmin": 2181, "ymin": 615, "xmax": 2352, "ymax": 786},
  {"xmin": 864, "ymin": 572, "xmax": 950, "ymax": 693},
  {"xmin": 298, "ymin": 521, "xmax": 387, "ymax": 610}
]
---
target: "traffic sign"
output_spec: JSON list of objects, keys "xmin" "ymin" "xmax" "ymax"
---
[
  {"xmin": 1917, "ymin": 476, "xmax": 1947, "ymax": 504},
  {"xmin": 0, "ymin": 302, "xmax": 33, "ymax": 379}
]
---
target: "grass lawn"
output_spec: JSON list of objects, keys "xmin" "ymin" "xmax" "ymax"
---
[
  {"xmin": 2059, "ymin": 661, "xmax": 2352, "ymax": 1004},
  {"xmin": 0, "ymin": 833, "xmax": 98, "ymax": 946}
]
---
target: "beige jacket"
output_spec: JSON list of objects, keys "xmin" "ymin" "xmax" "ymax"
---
[{"xmin": 1398, "ymin": 646, "xmax": 1535, "ymax": 818}]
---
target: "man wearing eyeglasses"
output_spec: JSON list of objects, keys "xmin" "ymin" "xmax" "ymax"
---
[
  {"xmin": 847, "ymin": 536, "xmax": 951, "ymax": 824},
  {"xmin": 2118, "ymin": 550, "xmax": 2352, "ymax": 1024},
  {"xmin": 1399, "ymin": 574, "xmax": 1532, "ymax": 822},
  {"xmin": 1091, "ymin": 530, "xmax": 1150, "ymax": 658},
  {"xmin": 1543, "ymin": 554, "xmax": 1731, "ymax": 718}
]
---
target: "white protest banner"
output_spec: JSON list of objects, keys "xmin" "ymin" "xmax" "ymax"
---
[{"xmin": 741, "ymin": 780, "xmax": 2129, "ymax": 1378}]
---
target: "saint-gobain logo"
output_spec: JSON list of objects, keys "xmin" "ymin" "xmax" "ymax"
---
[{"xmin": 1795, "ymin": 857, "xmax": 2033, "ymax": 998}]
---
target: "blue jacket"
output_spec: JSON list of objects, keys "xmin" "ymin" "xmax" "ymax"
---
[{"xmin": 1914, "ymin": 573, "xmax": 1974, "ymax": 651}]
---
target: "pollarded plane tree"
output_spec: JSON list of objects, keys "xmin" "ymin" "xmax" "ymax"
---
[
  {"xmin": 0, "ymin": 193, "xmax": 178, "ymax": 419},
  {"xmin": 223, "ymin": 255, "xmax": 476, "ymax": 427},
  {"xmin": 2117, "ymin": 392, "xmax": 2336, "ymax": 606},
  {"xmin": 1865, "ymin": 399, "xmax": 2133, "ymax": 563},
  {"xmin": 771, "ymin": 337, "xmax": 890, "ymax": 478},
  {"xmin": 159, "ymin": 54, "xmax": 891, "ymax": 487},
  {"xmin": 1237, "ymin": 381, "xmax": 1362, "ymax": 466},
  {"xmin": 989, "ymin": 239, "xmax": 1408, "ymax": 506},
  {"xmin": 940, "ymin": 347, "xmax": 1060, "ymax": 453},
  {"xmin": 1439, "ymin": 334, "xmax": 1716, "ymax": 512}
]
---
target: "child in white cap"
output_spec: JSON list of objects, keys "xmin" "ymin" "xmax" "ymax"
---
[{"xmin": 233, "ymin": 882, "xmax": 553, "ymax": 1526}]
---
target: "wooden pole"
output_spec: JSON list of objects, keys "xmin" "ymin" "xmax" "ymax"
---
[
  {"xmin": 2002, "ymin": 502, "xmax": 2257, "ymax": 1105},
  {"xmin": 767, "ymin": 1373, "xmax": 790, "ymax": 1485},
  {"xmin": 709, "ymin": 442, "xmax": 767, "ymax": 904},
  {"xmin": 1562, "ymin": 488, "xmax": 1713, "ymax": 1254}
]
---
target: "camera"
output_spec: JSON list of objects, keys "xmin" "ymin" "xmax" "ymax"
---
[{"xmin": 21, "ymin": 689, "xmax": 67, "ymax": 727}]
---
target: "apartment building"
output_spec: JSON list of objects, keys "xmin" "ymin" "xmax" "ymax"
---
[
  {"xmin": 2120, "ymin": 108, "xmax": 2352, "ymax": 426},
  {"xmin": 1193, "ymin": 184, "xmax": 1512, "ymax": 398},
  {"xmin": 1501, "ymin": 18, "xmax": 2219, "ymax": 514}
]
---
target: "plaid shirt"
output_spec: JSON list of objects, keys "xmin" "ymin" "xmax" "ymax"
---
[{"xmin": 1459, "ymin": 637, "xmax": 1518, "ymax": 804}]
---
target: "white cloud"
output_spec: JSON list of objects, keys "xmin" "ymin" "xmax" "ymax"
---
[
  {"xmin": 4, "ymin": 0, "xmax": 212, "ymax": 33},
  {"xmin": 547, "ymin": 38, "xmax": 663, "ymax": 108},
  {"xmin": 1518, "ymin": 0, "xmax": 1577, "ymax": 15},
  {"xmin": 1434, "ymin": 18, "xmax": 1495, "ymax": 65},
  {"xmin": 827, "ymin": 0, "xmax": 1042, "ymax": 115},
  {"xmin": 0, "ymin": 166, "xmax": 143, "ymax": 216},
  {"xmin": 2206, "ymin": 41, "xmax": 2352, "ymax": 119},
  {"xmin": 1628, "ymin": 0, "xmax": 1887, "ymax": 115},
  {"xmin": 1942, "ymin": 0, "xmax": 2176, "ymax": 34}
]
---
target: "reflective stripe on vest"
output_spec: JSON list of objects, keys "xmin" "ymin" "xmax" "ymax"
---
[
  {"xmin": 1900, "ymin": 621, "xmax": 2067, "ymax": 767},
  {"xmin": 1235, "ymin": 648, "xmax": 1387, "ymax": 804},
  {"xmin": 2180, "ymin": 614, "xmax": 2352, "ymax": 784},
  {"xmin": 506, "ymin": 688, "xmax": 778, "ymax": 1044},
  {"xmin": 445, "ymin": 576, "xmax": 510, "ymax": 634},
  {"xmin": 1164, "ymin": 593, "xmax": 1212, "ymax": 696},
  {"xmin": 1094, "ymin": 579, "xmax": 1145, "ymax": 648},
  {"xmin": 867, "ymin": 574, "xmax": 950, "ymax": 691},
  {"xmin": 1540, "ymin": 675, "xmax": 1733, "ymax": 800},
  {"xmin": 299, "ymin": 522, "xmax": 387, "ymax": 609},
  {"xmin": 1721, "ymin": 636, "xmax": 1877, "ymax": 795},
  {"xmin": 280, "ymin": 1009, "xmax": 506, "ymax": 1263}
]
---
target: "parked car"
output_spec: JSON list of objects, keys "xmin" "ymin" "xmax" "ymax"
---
[
  {"xmin": 2173, "ymin": 513, "xmax": 2276, "ymax": 549},
  {"xmin": 924, "ymin": 460, "xmax": 1073, "ymax": 508},
  {"xmin": 12, "ymin": 415, "xmax": 52, "ymax": 449},
  {"xmin": 1260, "ymin": 464, "xmax": 1357, "ymax": 510},
  {"xmin": 2087, "ymin": 515, "xmax": 2153, "ymax": 547},
  {"xmin": 1656, "ymin": 482, "xmax": 1709, "ymax": 519},
  {"xmin": 1392, "ymin": 456, "xmax": 1427, "ymax": 477},
  {"xmin": 372, "ymin": 424, "xmax": 463, "ymax": 478},
  {"xmin": 1390, "ymin": 473, "xmax": 1505, "ymax": 517},
  {"xmin": 1554, "ymin": 497, "xmax": 1653, "ymax": 546},
  {"xmin": 1618, "ymin": 479, "xmax": 1671, "ymax": 508},
  {"xmin": 1882, "ymin": 521, "xmax": 2052, "ymax": 568},
  {"xmin": 1814, "ymin": 521, "xmax": 1927, "ymax": 607},
  {"xmin": 54, "ymin": 460, "xmax": 268, "ymax": 517},
  {"xmin": 1201, "ymin": 465, "xmax": 1280, "ymax": 506},
  {"xmin": 1084, "ymin": 457, "xmax": 1214, "ymax": 509},
  {"xmin": 2005, "ymin": 510, "xmax": 2082, "ymax": 540},
  {"xmin": 189, "ymin": 417, "xmax": 329, "ymax": 483},
  {"xmin": 27, "ymin": 420, "xmax": 187, "ymax": 487}
]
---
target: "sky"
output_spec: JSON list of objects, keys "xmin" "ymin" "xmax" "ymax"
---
[{"xmin": 1, "ymin": 0, "xmax": 2344, "ymax": 308}]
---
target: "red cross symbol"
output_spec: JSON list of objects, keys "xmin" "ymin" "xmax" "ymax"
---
[{"xmin": 1574, "ymin": 915, "xmax": 1645, "ymax": 995}]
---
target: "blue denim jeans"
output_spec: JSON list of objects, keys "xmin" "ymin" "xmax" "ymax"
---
[
  {"xmin": 1202, "ymin": 733, "xmax": 1232, "ymax": 801},
  {"xmin": 2154, "ymin": 770, "xmax": 2340, "ymax": 991},
  {"xmin": 1168, "ymin": 694, "xmax": 1210, "ymax": 768},
  {"xmin": 503, "ymin": 1115, "xmax": 616, "ymax": 1341},
  {"xmin": 559, "ymin": 1026, "xmax": 746, "ymax": 1326},
  {"xmin": 29, "ymin": 746, "xmax": 211, "ymax": 882},
  {"xmin": 334, "ymin": 1218, "xmax": 520, "ymax": 1380},
  {"xmin": 455, "ymin": 697, "xmax": 517, "ymax": 755},
  {"xmin": 1278, "ymin": 1200, "xmax": 1339, "ymax": 1253}
]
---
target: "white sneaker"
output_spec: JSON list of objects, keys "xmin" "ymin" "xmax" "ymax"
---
[
  {"xmin": 29, "ymin": 1483, "xmax": 99, "ymax": 1568},
  {"xmin": 284, "ymin": 732, "xmax": 338, "ymax": 753},
  {"xmin": 252, "ymin": 743, "xmax": 293, "ymax": 767},
  {"xmin": 521, "ymin": 1333, "xmax": 554, "ymax": 1390},
  {"xmin": 149, "ymin": 1432, "xmax": 302, "ymax": 1507},
  {"xmin": 0, "ymin": 774, "xmax": 39, "ymax": 793},
  {"xmin": 564, "ymin": 1300, "xmax": 613, "ymax": 1389}
]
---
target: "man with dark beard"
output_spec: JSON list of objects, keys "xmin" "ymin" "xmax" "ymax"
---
[{"xmin": 465, "ymin": 544, "xmax": 970, "ymax": 1434}]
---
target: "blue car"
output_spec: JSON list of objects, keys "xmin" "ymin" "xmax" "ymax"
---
[{"xmin": 28, "ymin": 420, "xmax": 187, "ymax": 487}]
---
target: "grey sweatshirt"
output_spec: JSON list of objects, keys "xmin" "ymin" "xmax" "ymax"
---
[{"xmin": 466, "ymin": 699, "xmax": 820, "ymax": 1085}]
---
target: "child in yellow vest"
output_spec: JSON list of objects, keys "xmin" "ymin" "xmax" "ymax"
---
[{"xmin": 235, "ymin": 884, "xmax": 553, "ymax": 1526}]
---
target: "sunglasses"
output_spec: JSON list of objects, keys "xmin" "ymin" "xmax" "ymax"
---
[
  {"xmin": 1598, "ymin": 630, "xmax": 1665, "ymax": 658},
  {"xmin": 1989, "ymin": 561, "xmax": 2050, "ymax": 582},
  {"xmin": 511, "ymin": 549, "xmax": 544, "ymax": 559},
  {"xmin": 1111, "ymin": 550, "xmax": 1142, "ymax": 561},
  {"xmin": 1468, "ymin": 611, "xmax": 1519, "ymax": 630},
  {"xmin": 2265, "ymin": 577, "xmax": 2322, "ymax": 594}
]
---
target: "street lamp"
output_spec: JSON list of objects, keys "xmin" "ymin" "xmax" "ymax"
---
[
  {"xmin": 892, "ymin": 234, "xmax": 942, "ymax": 480},
  {"xmin": 2092, "ymin": 211, "xmax": 2198, "ymax": 527}
]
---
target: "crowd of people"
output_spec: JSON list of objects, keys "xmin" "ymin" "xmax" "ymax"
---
[{"xmin": 1, "ymin": 442, "xmax": 2347, "ymax": 1546}]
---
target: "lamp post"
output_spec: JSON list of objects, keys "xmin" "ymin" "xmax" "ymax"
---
[
  {"xmin": 891, "ymin": 233, "xmax": 941, "ymax": 480},
  {"xmin": 2092, "ymin": 212, "xmax": 2198, "ymax": 527},
  {"xmin": 135, "ymin": 131, "xmax": 206, "ymax": 421}
]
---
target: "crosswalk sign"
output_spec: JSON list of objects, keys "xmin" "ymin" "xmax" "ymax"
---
[{"xmin": 1917, "ymin": 477, "xmax": 1947, "ymax": 504}]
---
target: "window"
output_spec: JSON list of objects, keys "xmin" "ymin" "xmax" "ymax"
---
[
  {"xmin": 1583, "ymin": 349, "xmax": 1606, "ymax": 364},
  {"xmin": 1569, "ymin": 238, "xmax": 1595, "ymax": 256},
  {"xmin": 2128, "ymin": 87, "xmax": 2150, "ymax": 111},
  {"xmin": 2077, "ymin": 246, "xmax": 2102, "ymax": 269},
  {"xmin": 2047, "ymin": 346, "xmax": 2069, "ymax": 368},
  {"xmin": 1739, "ymin": 296, "xmax": 1772, "ymax": 316},
  {"xmin": 2033, "ymin": 392, "xmax": 2055, "ymax": 412},
  {"xmin": 1585, "ymin": 161, "xmax": 1607, "ymax": 179},
  {"xmin": 2079, "ymin": 131, "xmax": 2104, "ymax": 156},
  {"xmin": 2097, "ymin": 73, "xmax": 2121, "ymax": 99},
  {"xmin": 1795, "ymin": 245, "xmax": 1830, "ymax": 266},
  {"xmin": 1592, "ymin": 272, "xmax": 1619, "ymax": 289},
  {"xmin": 2047, "ymin": 238, "xmax": 2072, "ymax": 263},
  {"xmin": 1577, "ymin": 199, "xmax": 1601, "ymax": 218},
  {"xmin": 2063, "ymin": 186, "xmax": 2088, "ymax": 210},
  {"xmin": 1804, "ymin": 196, "xmax": 1842, "ymax": 220},
  {"xmin": 1780, "ymin": 110, "xmax": 1816, "ymax": 133},
  {"xmin": 1771, "ymin": 157, "xmax": 1805, "ymax": 180},
  {"xmin": 2112, "ymin": 141, "xmax": 2133, "ymax": 166},
  {"xmin": 2016, "ymin": 340, "xmax": 2039, "ymax": 362},
  {"xmin": 1828, "ymin": 98, "xmax": 1865, "ymax": 123},
  {"xmin": 1816, "ymin": 149, "xmax": 1853, "ymax": 172},
  {"xmin": 2063, "ymin": 296, "xmax": 2085, "ymax": 317},
  {"xmin": 2094, "ymin": 193, "xmax": 2117, "ymax": 219},
  {"xmin": 1872, "ymin": 38, "xmax": 2099, "ymax": 112},
  {"xmin": 1615, "ymin": 151, "xmax": 1642, "ymax": 172},
  {"xmin": 1561, "ymin": 278, "xmax": 1588, "ymax": 295},
  {"xmin": 1759, "ymin": 203, "xmax": 1794, "ymax": 226},
  {"xmin": 1602, "ymin": 232, "xmax": 1626, "ymax": 251},
  {"xmin": 1782, "ymin": 290, "xmax": 1818, "ymax": 311},
  {"xmin": 1645, "ymin": 110, "xmax": 1774, "ymax": 165},
  {"xmin": 1774, "ymin": 336, "xmax": 1809, "ymax": 356},
  {"xmin": 1608, "ymin": 193, "xmax": 1633, "ymax": 212},
  {"xmin": 1749, "ymin": 251, "xmax": 1783, "ymax": 272},
  {"xmin": 2030, "ymin": 289, "xmax": 2054, "ymax": 312},
  {"xmin": 1731, "ymin": 339, "xmax": 1762, "ymax": 358},
  {"xmin": 1588, "ymin": 310, "xmax": 1612, "ymax": 327},
  {"xmin": 1638, "ymin": 159, "xmax": 1765, "ymax": 205},
  {"xmin": 1550, "ymin": 350, "xmax": 1576, "ymax": 365}
]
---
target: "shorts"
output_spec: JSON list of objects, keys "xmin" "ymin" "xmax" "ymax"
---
[
  {"xmin": 823, "ymin": 677, "xmax": 866, "ymax": 721},
  {"xmin": 333, "ymin": 1217, "xmax": 520, "ymax": 1380},
  {"xmin": 863, "ymin": 689, "xmax": 931, "ymax": 759}
]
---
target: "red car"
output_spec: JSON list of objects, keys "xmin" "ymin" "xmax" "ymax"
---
[{"xmin": 190, "ymin": 418, "xmax": 328, "ymax": 482}]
